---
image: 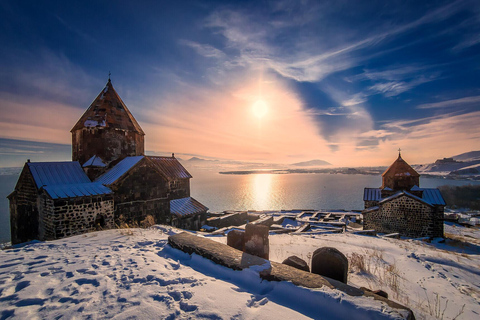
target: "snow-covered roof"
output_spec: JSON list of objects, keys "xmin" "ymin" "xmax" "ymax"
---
[
  {"xmin": 83, "ymin": 155, "xmax": 107, "ymax": 168},
  {"xmin": 421, "ymin": 188, "xmax": 446, "ymax": 206},
  {"xmin": 28, "ymin": 161, "xmax": 91, "ymax": 188},
  {"xmin": 170, "ymin": 197, "xmax": 208, "ymax": 217},
  {"xmin": 363, "ymin": 188, "xmax": 381, "ymax": 201},
  {"xmin": 95, "ymin": 156, "xmax": 144, "ymax": 185},
  {"xmin": 363, "ymin": 187, "xmax": 445, "ymax": 206},
  {"xmin": 26, "ymin": 161, "xmax": 112, "ymax": 199},
  {"xmin": 44, "ymin": 183, "xmax": 112, "ymax": 199}
]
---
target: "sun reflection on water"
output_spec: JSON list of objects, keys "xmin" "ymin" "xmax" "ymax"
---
[{"xmin": 251, "ymin": 174, "xmax": 273, "ymax": 210}]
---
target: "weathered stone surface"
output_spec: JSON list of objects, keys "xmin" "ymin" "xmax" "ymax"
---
[
  {"xmin": 244, "ymin": 223, "xmax": 269, "ymax": 259},
  {"xmin": 282, "ymin": 255, "xmax": 309, "ymax": 272},
  {"xmin": 311, "ymin": 247, "xmax": 348, "ymax": 284},
  {"xmin": 207, "ymin": 211, "xmax": 248, "ymax": 228},
  {"xmin": 168, "ymin": 232, "xmax": 267, "ymax": 270},
  {"xmin": 250, "ymin": 215, "xmax": 274, "ymax": 226},
  {"xmin": 361, "ymin": 287, "xmax": 389, "ymax": 299},
  {"xmin": 227, "ymin": 229, "xmax": 245, "ymax": 251}
]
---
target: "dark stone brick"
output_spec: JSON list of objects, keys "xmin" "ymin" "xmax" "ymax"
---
[
  {"xmin": 282, "ymin": 255, "xmax": 309, "ymax": 272},
  {"xmin": 227, "ymin": 230, "xmax": 245, "ymax": 251},
  {"xmin": 311, "ymin": 247, "xmax": 348, "ymax": 284},
  {"xmin": 244, "ymin": 223, "xmax": 269, "ymax": 259}
]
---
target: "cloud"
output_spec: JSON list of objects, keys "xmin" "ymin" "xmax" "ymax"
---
[
  {"xmin": 362, "ymin": 110, "xmax": 480, "ymax": 163},
  {"xmin": 417, "ymin": 95, "xmax": 480, "ymax": 109},
  {"xmin": 368, "ymin": 76, "xmax": 435, "ymax": 97},
  {"xmin": 140, "ymin": 73, "xmax": 330, "ymax": 163},
  {"xmin": 179, "ymin": 40, "xmax": 226, "ymax": 59},
  {"xmin": 201, "ymin": 0, "xmax": 466, "ymax": 84}
]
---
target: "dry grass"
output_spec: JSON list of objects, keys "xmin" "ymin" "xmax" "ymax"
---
[
  {"xmin": 347, "ymin": 249, "xmax": 403, "ymax": 300},
  {"xmin": 415, "ymin": 290, "xmax": 466, "ymax": 320}
]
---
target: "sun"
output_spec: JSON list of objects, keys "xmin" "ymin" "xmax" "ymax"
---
[{"xmin": 252, "ymin": 100, "xmax": 268, "ymax": 118}]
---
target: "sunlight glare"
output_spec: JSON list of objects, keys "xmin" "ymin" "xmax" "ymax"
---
[
  {"xmin": 252, "ymin": 173, "xmax": 272, "ymax": 209},
  {"xmin": 252, "ymin": 100, "xmax": 268, "ymax": 118}
]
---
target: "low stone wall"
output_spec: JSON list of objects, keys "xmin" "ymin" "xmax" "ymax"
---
[
  {"xmin": 168, "ymin": 232, "xmax": 415, "ymax": 320},
  {"xmin": 207, "ymin": 211, "xmax": 248, "ymax": 228}
]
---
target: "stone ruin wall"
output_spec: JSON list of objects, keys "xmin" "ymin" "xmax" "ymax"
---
[
  {"xmin": 72, "ymin": 127, "xmax": 144, "ymax": 165},
  {"xmin": 172, "ymin": 212, "xmax": 207, "ymax": 231},
  {"xmin": 364, "ymin": 195, "xmax": 440, "ymax": 238},
  {"xmin": 111, "ymin": 162, "xmax": 170, "ymax": 225},
  {"xmin": 39, "ymin": 194, "xmax": 114, "ymax": 241}
]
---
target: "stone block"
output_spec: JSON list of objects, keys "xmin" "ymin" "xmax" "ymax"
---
[
  {"xmin": 282, "ymin": 255, "xmax": 309, "ymax": 272},
  {"xmin": 361, "ymin": 287, "xmax": 389, "ymax": 299},
  {"xmin": 227, "ymin": 229, "xmax": 245, "ymax": 251},
  {"xmin": 311, "ymin": 247, "xmax": 348, "ymax": 284},
  {"xmin": 244, "ymin": 223, "xmax": 269, "ymax": 259}
]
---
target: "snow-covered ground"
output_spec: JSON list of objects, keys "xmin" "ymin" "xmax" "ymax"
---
[{"xmin": 0, "ymin": 224, "xmax": 479, "ymax": 319}]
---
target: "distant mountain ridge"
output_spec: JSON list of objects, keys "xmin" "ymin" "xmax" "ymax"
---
[
  {"xmin": 291, "ymin": 159, "xmax": 331, "ymax": 167},
  {"xmin": 452, "ymin": 151, "xmax": 480, "ymax": 162},
  {"xmin": 413, "ymin": 150, "xmax": 480, "ymax": 179}
]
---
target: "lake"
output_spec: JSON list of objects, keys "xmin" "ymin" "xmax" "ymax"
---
[{"xmin": 1, "ymin": 167, "xmax": 479, "ymax": 243}]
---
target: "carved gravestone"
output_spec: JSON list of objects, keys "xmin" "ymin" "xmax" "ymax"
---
[
  {"xmin": 244, "ymin": 223, "xmax": 269, "ymax": 259},
  {"xmin": 311, "ymin": 247, "xmax": 348, "ymax": 284},
  {"xmin": 227, "ymin": 229, "xmax": 245, "ymax": 251},
  {"xmin": 282, "ymin": 255, "xmax": 310, "ymax": 272}
]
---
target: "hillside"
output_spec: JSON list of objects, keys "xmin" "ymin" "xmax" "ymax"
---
[
  {"xmin": 1, "ymin": 223, "xmax": 479, "ymax": 319},
  {"xmin": 291, "ymin": 159, "xmax": 332, "ymax": 167},
  {"xmin": 451, "ymin": 150, "xmax": 480, "ymax": 161},
  {"xmin": 413, "ymin": 150, "xmax": 480, "ymax": 179}
]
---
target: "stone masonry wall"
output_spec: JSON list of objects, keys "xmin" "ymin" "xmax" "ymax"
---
[
  {"xmin": 364, "ymin": 201, "xmax": 378, "ymax": 209},
  {"xmin": 72, "ymin": 127, "xmax": 144, "ymax": 165},
  {"xmin": 43, "ymin": 195, "xmax": 114, "ymax": 240},
  {"xmin": 9, "ymin": 165, "xmax": 40, "ymax": 244},
  {"xmin": 111, "ymin": 161, "xmax": 170, "ymax": 224},
  {"xmin": 364, "ymin": 195, "xmax": 440, "ymax": 238}
]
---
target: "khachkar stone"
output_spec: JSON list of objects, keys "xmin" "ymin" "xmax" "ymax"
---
[
  {"xmin": 282, "ymin": 255, "xmax": 310, "ymax": 272},
  {"xmin": 227, "ymin": 229, "xmax": 245, "ymax": 251},
  {"xmin": 244, "ymin": 223, "xmax": 269, "ymax": 259},
  {"xmin": 311, "ymin": 247, "xmax": 348, "ymax": 284}
]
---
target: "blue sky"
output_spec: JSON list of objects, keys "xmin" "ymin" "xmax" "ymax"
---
[{"xmin": 0, "ymin": 0, "xmax": 479, "ymax": 167}]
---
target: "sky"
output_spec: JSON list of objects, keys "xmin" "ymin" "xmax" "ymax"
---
[{"xmin": 0, "ymin": 0, "xmax": 479, "ymax": 167}]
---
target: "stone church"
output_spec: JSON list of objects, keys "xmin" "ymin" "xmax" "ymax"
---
[
  {"xmin": 8, "ymin": 79, "xmax": 208, "ymax": 244},
  {"xmin": 363, "ymin": 151, "xmax": 445, "ymax": 238}
]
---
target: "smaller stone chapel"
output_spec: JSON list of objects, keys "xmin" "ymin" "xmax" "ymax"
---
[
  {"xmin": 363, "ymin": 151, "xmax": 446, "ymax": 238},
  {"xmin": 8, "ymin": 79, "xmax": 208, "ymax": 244}
]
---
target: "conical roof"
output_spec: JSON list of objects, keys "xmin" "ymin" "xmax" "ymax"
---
[
  {"xmin": 382, "ymin": 152, "xmax": 419, "ymax": 178},
  {"xmin": 71, "ymin": 79, "xmax": 144, "ymax": 135}
]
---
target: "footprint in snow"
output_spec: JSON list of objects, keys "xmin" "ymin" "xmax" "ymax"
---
[{"xmin": 247, "ymin": 295, "xmax": 269, "ymax": 308}]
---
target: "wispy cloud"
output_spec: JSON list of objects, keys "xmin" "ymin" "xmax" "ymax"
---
[
  {"xmin": 417, "ymin": 95, "xmax": 480, "ymax": 109},
  {"xmin": 179, "ymin": 40, "xmax": 226, "ymax": 59},
  {"xmin": 200, "ymin": 0, "xmax": 466, "ymax": 83}
]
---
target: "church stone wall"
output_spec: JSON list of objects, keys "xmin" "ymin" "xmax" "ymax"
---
[
  {"xmin": 72, "ymin": 128, "xmax": 144, "ymax": 165},
  {"xmin": 364, "ymin": 201, "xmax": 378, "ymax": 209},
  {"xmin": 9, "ymin": 166, "xmax": 40, "ymax": 244},
  {"xmin": 110, "ymin": 161, "xmax": 170, "ymax": 225},
  {"xmin": 168, "ymin": 178, "xmax": 190, "ymax": 200},
  {"xmin": 41, "ymin": 195, "xmax": 114, "ymax": 240},
  {"xmin": 364, "ymin": 195, "xmax": 442, "ymax": 238}
]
